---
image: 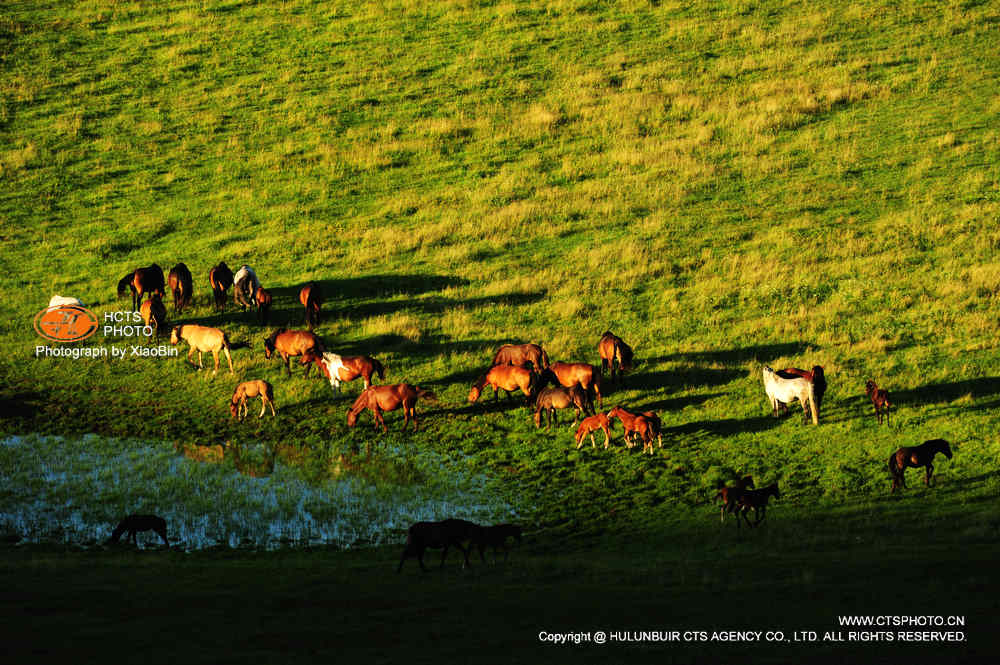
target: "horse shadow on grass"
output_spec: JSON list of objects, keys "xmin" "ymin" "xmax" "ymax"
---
[
  {"xmin": 633, "ymin": 392, "xmax": 726, "ymax": 413},
  {"xmin": 891, "ymin": 377, "xmax": 1000, "ymax": 408},
  {"xmin": 646, "ymin": 342, "xmax": 816, "ymax": 367},
  {"xmin": 662, "ymin": 415, "xmax": 782, "ymax": 442},
  {"xmin": 624, "ymin": 368, "xmax": 744, "ymax": 394}
]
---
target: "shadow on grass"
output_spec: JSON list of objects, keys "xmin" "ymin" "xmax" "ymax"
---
[
  {"xmin": 626, "ymin": 367, "xmax": 744, "ymax": 393},
  {"xmin": 892, "ymin": 377, "xmax": 1000, "ymax": 407},
  {"xmin": 648, "ymin": 341, "xmax": 817, "ymax": 366},
  {"xmin": 663, "ymin": 415, "xmax": 782, "ymax": 439}
]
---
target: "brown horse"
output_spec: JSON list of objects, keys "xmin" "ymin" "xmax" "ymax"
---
[
  {"xmin": 128, "ymin": 264, "xmax": 166, "ymax": 312},
  {"xmin": 230, "ymin": 380, "xmax": 276, "ymax": 421},
  {"xmin": 108, "ymin": 514, "xmax": 169, "ymax": 547},
  {"xmin": 532, "ymin": 385, "xmax": 590, "ymax": 428},
  {"xmin": 167, "ymin": 263, "xmax": 193, "ymax": 314},
  {"xmin": 736, "ymin": 483, "xmax": 780, "ymax": 528},
  {"xmin": 263, "ymin": 329, "xmax": 324, "ymax": 377},
  {"xmin": 397, "ymin": 519, "xmax": 484, "ymax": 572},
  {"xmin": 865, "ymin": 379, "xmax": 892, "ymax": 425},
  {"xmin": 574, "ymin": 413, "xmax": 612, "ymax": 449},
  {"xmin": 472, "ymin": 524, "xmax": 522, "ymax": 564},
  {"xmin": 117, "ymin": 273, "xmax": 136, "ymax": 302},
  {"xmin": 300, "ymin": 282, "xmax": 323, "ymax": 330},
  {"xmin": 209, "ymin": 262, "xmax": 234, "ymax": 312},
  {"xmin": 170, "ymin": 324, "xmax": 234, "ymax": 374},
  {"xmin": 468, "ymin": 365, "xmax": 537, "ymax": 406},
  {"xmin": 139, "ymin": 294, "xmax": 167, "ymax": 341},
  {"xmin": 716, "ymin": 475, "xmax": 755, "ymax": 523},
  {"xmin": 889, "ymin": 439, "xmax": 952, "ymax": 492},
  {"xmin": 347, "ymin": 383, "xmax": 438, "ymax": 432},
  {"xmin": 778, "ymin": 366, "xmax": 827, "ymax": 413},
  {"xmin": 491, "ymin": 343, "xmax": 550, "ymax": 373},
  {"xmin": 539, "ymin": 362, "xmax": 603, "ymax": 408},
  {"xmin": 255, "ymin": 287, "xmax": 272, "ymax": 325},
  {"xmin": 641, "ymin": 410, "xmax": 663, "ymax": 448},
  {"xmin": 598, "ymin": 331, "xmax": 634, "ymax": 382},
  {"xmin": 312, "ymin": 352, "xmax": 386, "ymax": 392},
  {"xmin": 607, "ymin": 406, "xmax": 655, "ymax": 454}
]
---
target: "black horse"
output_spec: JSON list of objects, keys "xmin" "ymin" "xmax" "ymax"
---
[
  {"xmin": 397, "ymin": 518, "xmax": 483, "ymax": 572},
  {"xmin": 108, "ymin": 514, "xmax": 169, "ymax": 547},
  {"xmin": 889, "ymin": 439, "xmax": 952, "ymax": 492}
]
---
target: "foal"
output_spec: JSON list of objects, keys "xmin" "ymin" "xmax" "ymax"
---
[
  {"xmin": 716, "ymin": 475, "xmax": 755, "ymax": 523},
  {"xmin": 737, "ymin": 483, "xmax": 780, "ymax": 528},
  {"xmin": 865, "ymin": 380, "xmax": 892, "ymax": 425},
  {"xmin": 230, "ymin": 380, "xmax": 277, "ymax": 421},
  {"xmin": 574, "ymin": 413, "xmax": 612, "ymax": 449}
]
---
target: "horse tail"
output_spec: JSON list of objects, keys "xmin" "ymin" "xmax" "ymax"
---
[
  {"xmin": 807, "ymin": 381, "xmax": 819, "ymax": 425},
  {"xmin": 415, "ymin": 388, "xmax": 439, "ymax": 404},
  {"xmin": 222, "ymin": 333, "xmax": 231, "ymax": 351},
  {"xmin": 540, "ymin": 347, "xmax": 550, "ymax": 369},
  {"xmin": 373, "ymin": 358, "xmax": 385, "ymax": 380}
]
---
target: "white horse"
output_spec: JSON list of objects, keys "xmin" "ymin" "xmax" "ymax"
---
[
  {"xmin": 233, "ymin": 265, "xmax": 261, "ymax": 310},
  {"xmin": 762, "ymin": 366, "xmax": 818, "ymax": 425},
  {"xmin": 48, "ymin": 295, "xmax": 84, "ymax": 308},
  {"xmin": 320, "ymin": 352, "xmax": 348, "ymax": 393}
]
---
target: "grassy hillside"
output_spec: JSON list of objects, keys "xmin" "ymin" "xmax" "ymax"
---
[{"xmin": 1, "ymin": 0, "xmax": 999, "ymax": 660}]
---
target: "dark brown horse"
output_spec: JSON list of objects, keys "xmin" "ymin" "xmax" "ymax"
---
[
  {"xmin": 736, "ymin": 483, "xmax": 780, "ymax": 528},
  {"xmin": 263, "ymin": 329, "xmax": 324, "ymax": 377},
  {"xmin": 116, "ymin": 273, "xmax": 136, "ymax": 301},
  {"xmin": 139, "ymin": 293, "xmax": 167, "ymax": 341},
  {"xmin": 209, "ymin": 262, "xmax": 234, "ymax": 313},
  {"xmin": 127, "ymin": 264, "xmax": 166, "ymax": 312},
  {"xmin": 607, "ymin": 406, "xmax": 655, "ymax": 454},
  {"xmin": 108, "ymin": 514, "xmax": 169, "ymax": 547},
  {"xmin": 598, "ymin": 330, "xmax": 634, "ymax": 382},
  {"xmin": 255, "ymin": 287, "xmax": 272, "ymax": 325},
  {"xmin": 472, "ymin": 524, "xmax": 522, "ymax": 564},
  {"xmin": 300, "ymin": 282, "xmax": 323, "ymax": 330},
  {"xmin": 716, "ymin": 475, "xmax": 755, "ymax": 523},
  {"xmin": 167, "ymin": 263, "xmax": 193, "ymax": 314},
  {"xmin": 468, "ymin": 365, "xmax": 537, "ymax": 406},
  {"xmin": 778, "ymin": 366, "xmax": 827, "ymax": 413},
  {"xmin": 865, "ymin": 380, "xmax": 892, "ymax": 425},
  {"xmin": 889, "ymin": 439, "xmax": 952, "ymax": 492},
  {"xmin": 397, "ymin": 518, "xmax": 483, "ymax": 572},
  {"xmin": 574, "ymin": 413, "xmax": 612, "ymax": 449},
  {"xmin": 532, "ymin": 385, "xmax": 590, "ymax": 428},
  {"xmin": 347, "ymin": 383, "xmax": 438, "ymax": 432},
  {"xmin": 539, "ymin": 362, "xmax": 603, "ymax": 407},
  {"xmin": 491, "ymin": 343, "xmax": 550, "ymax": 373}
]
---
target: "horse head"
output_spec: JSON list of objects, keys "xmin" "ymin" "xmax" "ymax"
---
[{"xmin": 169, "ymin": 325, "xmax": 183, "ymax": 345}]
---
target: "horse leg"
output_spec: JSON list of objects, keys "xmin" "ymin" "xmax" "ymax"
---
[
  {"xmin": 283, "ymin": 354, "xmax": 292, "ymax": 377},
  {"xmin": 258, "ymin": 397, "xmax": 266, "ymax": 418},
  {"xmin": 375, "ymin": 406, "xmax": 387, "ymax": 433},
  {"xmin": 755, "ymin": 506, "xmax": 766, "ymax": 526},
  {"xmin": 440, "ymin": 545, "xmax": 449, "ymax": 569},
  {"xmin": 925, "ymin": 463, "xmax": 934, "ymax": 486},
  {"xmin": 197, "ymin": 351, "xmax": 205, "ymax": 370},
  {"xmin": 224, "ymin": 348, "xmax": 234, "ymax": 374},
  {"xmin": 603, "ymin": 427, "xmax": 610, "ymax": 449},
  {"xmin": 211, "ymin": 350, "xmax": 220, "ymax": 375}
]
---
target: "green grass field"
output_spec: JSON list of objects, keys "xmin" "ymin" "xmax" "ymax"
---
[{"xmin": 2, "ymin": 0, "xmax": 999, "ymax": 661}]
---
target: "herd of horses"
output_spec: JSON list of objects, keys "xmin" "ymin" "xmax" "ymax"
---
[{"xmin": 89, "ymin": 263, "xmax": 956, "ymax": 554}]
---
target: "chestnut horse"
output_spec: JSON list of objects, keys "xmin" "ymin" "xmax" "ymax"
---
[
  {"xmin": 209, "ymin": 262, "xmax": 234, "ymax": 313},
  {"xmin": 263, "ymin": 329, "xmax": 324, "ymax": 377},
  {"xmin": 314, "ymin": 352, "xmax": 386, "ymax": 393},
  {"xmin": 736, "ymin": 483, "xmax": 780, "ymax": 528},
  {"xmin": 889, "ymin": 438, "xmax": 952, "ymax": 492},
  {"xmin": 230, "ymin": 379, "xmax": 276, "ymax": 421},
  {"xmin": 574, "ymin": 413, "xmax": 612, "ymax": 449},
  {"xmin": 128, "ymin": 264, "xmax": 166, "ymax": 312},
  {"xmin": 167, "ymin": 263, "xmax": 193, "ymax": 314},
  {"xmin": 491, "ymin": 343, "xmax": 549, "ymax": 373},
  {"xmin": 347, "ymin": 383, "xmax": 438, "ymax": 432},
  {"xmin": 255, "ymin": 287, "xmax": 272, "ymax": 325},
  {"xmin": 539, "ymin": 362, "xmax": 603, "ymax": 408},
  {"xmin": 598, "ymin": 331, "xmax": 634, "ymax": 382},
  {"xmin": 865, "ymin": 379, "xmax": 892, "ymax": 425},
  {"xmin": 716, "ymin": 475, "xmax": 755, "ymax": 523},
  {"xmin": 532, "ymin": 385, "xmax": 590, "ymax": 428},
  {"xmin": 468, "ymin": 365, "xmax": 536, "ymax": 406},
  {"xmin": 300, "ymin": 282, "xmax": 323, "ymax": 330},
  {"xmin": 170, "ymin": 324, "xmax": 233, "ymax": 374},
  {"xmin": 607, "ymin": 406, "xmax": 656, "ymax": 454},
  {"xmin": 139, "ymin": 293, "xmax": 167, "ymax": 341}
]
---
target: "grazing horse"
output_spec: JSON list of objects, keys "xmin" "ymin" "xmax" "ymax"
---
[
  {"xmin": 778, "ymin": 366, "xmax": 827, "ymax": 413},
  {"xmin": 598, "ymin": 331, "xmax": 634, "ymax": 382},
  {"xmin": 255, "ymin": 287, "xmax": 272, "ymax": 325},
  {"xmin": 108, "ymin": 514, "xmax": 169, "ymax": 547},
  {"xmin": 300, "ymin": 282, "xmax": 323, "ymax": 330},
  {"xmin": 532, "ymin": 385, "xmax": 590, "ymax": 429},
  {"xmin": 763, "ymin": 366, "xmax": 818, "ymax": 425},
  {"xmin": 574, "ymin": 413, "xmax": 612, "ymax": 449},
  {"xmin": 865, "ymin": 379, "xmax": 892, "ymax": 425},
  {"xmin": 129, "ymin": 264, "xmax": 166, "ymax": 311},
  {"xmin": 263, "ymin": 329, "xmax": 324, "ymax": 377},
  {"xmin": 539, "ymin": 362, "xmax": 603, "ymax": 408},
  {"xmin": 167, "ymin": 263, "xmax": 193, "ymax": 314},
  {"xmin": 491, "ymin": 343, "xmax": 550, "ymax": 373},
  {"xmin": 716, "ymin": 475, "xmax": 755, "ymax": 523},
  {"xmin": 397, "ymin": 519, "xmax": 484, "ymax": 572},
  {"xmin": 607, "ymin": 406, "xmax": 656, "ymax": 454},
  {"xmin": 233, "ymin": 265, "xmax": 261, "ymax": 311},
  {"xmin": 472, "ymin": 524, "xmax": 522, "ymax": 564},
  {"xmin": 347, "ymin": 383, "xmax": 438, "ymax": 432},
  {"xmin": 117, "ymin": 273, "xmax": 136, "ymax": 301},
  {"xmin": 139, "ymin": 294, "xmax": 167, "ymax": 341},
  {"xmin": 315, "ymin": 353, "xmax": 386, "ymax": 393},
  {"xmin": 736, "ymin": 483, "xmax": 780, "ymax": 528},
  {"xmin": 468, "ymin": 365, "xmax": 537, "ymax": 406},
  {"xmin": 208, "ymin": 262, "xmax": 234, "ymax": 313},
  {"xmin": 170, "ymin": 324, "xmax": 234, "ymax": 374},
  {"xmin": 889, "ymin": 438, "xmax": 952, "ymax": 492},
  {"xmin": 230, "ymin": 380, "xmax": 276, "ymax": 420}
]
